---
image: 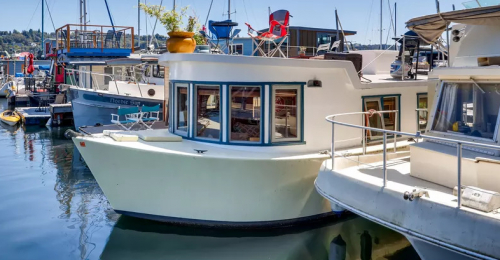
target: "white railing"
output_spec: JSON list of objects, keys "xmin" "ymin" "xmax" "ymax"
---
[{"xmin": 327, "ymin": 110, "xmax": 500, "ymax": 208}]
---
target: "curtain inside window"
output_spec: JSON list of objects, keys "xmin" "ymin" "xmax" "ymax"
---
[
  {"xmin": 473, "ymin": 86, "xmax": 486, "ymax": 132},
  {"xmin": 434, "ymin": 83, "xmax": 458, "ymax": 131}
]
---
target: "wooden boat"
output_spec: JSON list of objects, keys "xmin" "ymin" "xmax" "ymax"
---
[{"xmin": 0, "ymin": 110, "xmax": 21, "ymax": 126}]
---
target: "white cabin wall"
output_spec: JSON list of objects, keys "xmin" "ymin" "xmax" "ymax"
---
[
  {"xmin": 450, "ymin": 24, "xmax": 500, "ymax": 67},
  {"xmin": 351, "ymin": 50, "xmax": 398, "ymax": 75},
  {"xmin": 168, "ymin": 59, "xmax": 430, "ymax": 153}
]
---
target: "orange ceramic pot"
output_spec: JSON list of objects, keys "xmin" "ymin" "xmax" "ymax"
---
[{"xmin": 167, "ymin": 32, "xmax": 196, "ymax": 53}]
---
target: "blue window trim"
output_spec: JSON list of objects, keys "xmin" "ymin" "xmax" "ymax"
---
[
  {"xmin": 416, "ymin": 92, "xmax": 428, "ymax": 133},
  {"xmin": 170, "ymin": 80, "xmax": 306, "ymax": 147},
  {"xmin": 193, "ymin": 83, "xmax": 223, "ymax": 142},
  {"xmin": 361, "ymin": 94, "xmax": 401, "ymax": 142}
]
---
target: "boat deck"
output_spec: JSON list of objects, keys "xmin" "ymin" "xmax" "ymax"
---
[
  {"xmin": 321, "ymin": 156, "xmax": 500, "ymax": 219},
  {"xmin": 361, "ymin": 74, "xmax": 430, "ymax": 87},
  {"xmin": 79, "ymin": 121, "xmax": 167, "ymax": 134},
  {"xmin": 16, "ymin": 107, "xmax": 51, "ymax": 125}
]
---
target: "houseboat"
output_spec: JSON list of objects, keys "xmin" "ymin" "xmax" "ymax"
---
[
  {"xmin": 315, "ymin": 5, "xmax": 500, "ymax": 260},
  {"xmin": 70, "ymin": 50, "xmax": 430, "ymax": 226},
  {"xmin": 52, "ymin": 24, "xmax": 164, "ymax": 129}
]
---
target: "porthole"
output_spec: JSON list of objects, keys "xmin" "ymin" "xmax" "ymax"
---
[{"xmin": 148, "ymin": 89, "xmax": 155, "ymax": 97}]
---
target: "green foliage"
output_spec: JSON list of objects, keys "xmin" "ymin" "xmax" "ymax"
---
[
  {"xmin": 139, "ymin": 4, "xmax": 199, "ymax": 33},
  {"xmin": 193, "ymin": 33, "xmax": 205, "ymax": 45}
]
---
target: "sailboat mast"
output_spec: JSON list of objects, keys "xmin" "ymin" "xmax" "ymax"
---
[
  {"xmin": 42, "ymin": 0, "xmax": 44, "ymax": 57},
  {"xmin": 228, "ymin": 0, "xmax": 231, "ymax": 20},
  {"xmin": 394, "ymin": 2, "xmax": 397, "ymax": 50},
  {"xmin": 138, "ymin": 0, "xmax": 140, "ymax": 49},
  {"xmin": 379, "ymin": 0, "xmax": 382, "ymax": 50}
]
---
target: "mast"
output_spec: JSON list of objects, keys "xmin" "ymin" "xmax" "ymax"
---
[
  {"xmin": 42, "ymin": 0, "xmax": 44, "ymax": 57},
  {"xmin": 394, "ymin": 2, "xmax": 397, "ymax": 50},
  {"xmin": 335, "ymin": 9, "xmax": 339, "ymax": 52},
  {"xmin": 228, "ymin": 0, "xmax": 231, "ymax": 20},
  {"xmin": 83, "ymin": 0, "xmax": 87, "ymax": 31},
  {"xmin": 379, "ymin": 0, "xmax": 382, "ymax": 50},
  {"xmin": 138, "ymin": 0, "xmax": 140, "ymax": 49}
]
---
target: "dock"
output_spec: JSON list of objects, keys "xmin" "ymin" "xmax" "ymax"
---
[
  {"xmin": 79, "ymin": 121, "xmax": 167, "ymax": 135},
  {"xmin": 16, "ymin": 107, "xmax": 51, "ymax": 126},
  {"xmin": 49, "ymin": 103, "xmax": 73, "ymax": 126}
]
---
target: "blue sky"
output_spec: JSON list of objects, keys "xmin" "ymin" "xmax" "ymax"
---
[{"xmin": 0, "ymin": 0, "xmax": 472, "ymax": 45}]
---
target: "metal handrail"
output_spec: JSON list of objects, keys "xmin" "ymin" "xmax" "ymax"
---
[
  {"xmin": 64, "ymin": 68, "xmax": 119, "ymax": 94},
  {"xmin": 326, "ymin": 110, "xmax": 500, "ymax": 208}
]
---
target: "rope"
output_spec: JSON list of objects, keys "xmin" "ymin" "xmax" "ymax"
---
[
  {"xmin": 241, "ymin": 0, "xmax": 250, "ymax": 23},
  {"xmin": 357, "ymin": 39, "xmax": 399, "ymax": 74},
  {"xmin": 363, "ymin": 0, "xmax": 375, "ymax": 45},
  {"xmin": 44, "ymin": 0, "xmax": 57, "ymax": 32},
  {"xmin": 384, "ymin": 0, "xmax": 395, "ymax": 46},
  {"xmin": 149, "ymin": 0, "xmax": 163, "ymax": 47},
  {"xmin": 25, "ymin": 0, "xmax": 42, "ymax": 31},
  {"xmin": 204, "ymin": 0, "xmax": 214, "ymax": 27}
]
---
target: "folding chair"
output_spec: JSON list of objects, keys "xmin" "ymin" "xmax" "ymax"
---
[
  {"xmin": 111, "ymin": 106, "xmax": 140, "ymax": 130},
  {"xmin": 131, "ymin": 104, "xmax": 160, "ymax": 130},
  {"xmin": 104, "ymin": 30, "xmax": 114, "ymax": 48},
  {"xmin": 246, "ymin": 10, "xmax": 290, "ymax": 57},
  {"xmin": 115, "ymin": 31, "xmax": 123, "ymax": 48},
  {"xmin": 208, "ymin": 20, "xmax": 237, "ymax": 54}
]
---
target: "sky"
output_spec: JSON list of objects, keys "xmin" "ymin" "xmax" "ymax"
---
[{"xmin": 0, "ymin": 0, "xmax": 475, "ymax": 45}]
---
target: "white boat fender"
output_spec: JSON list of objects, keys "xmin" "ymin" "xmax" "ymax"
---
[
  {"xmin": 403, "ymin": 188, "xmax": 429, "ymax": 201},
  {"xmin": 329, "ymin": 235, "xmax": 346, "ymax": 260},
  {"xmin": 46, "ymin": 118, "xmax": 52, "ymax": 126}
]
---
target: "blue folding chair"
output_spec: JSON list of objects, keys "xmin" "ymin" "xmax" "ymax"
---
[
  {"xmin": 208, "ymin": 20, "xmax": 239, "ymax": 54},
  {"xmin": 111, "ymin": 106, "xmax": 140, "ymax": 130}
]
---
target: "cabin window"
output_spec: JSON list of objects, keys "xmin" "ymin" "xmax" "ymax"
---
[
  {"xmin": 417, "ymin": 93, "xmax": 428, "ymax": 132},
  {"xmin": 272, "ymin": 85, "xmax": 301, "ymax": 142},
  {"xmin": 230, "ymin": 44, "xmax": 243, "ymax": 55},
  {"xmin": 229, "ymin": 86, "xmax": 261, "ymax": 142},
  {"xmin": 362, "ymin": 95, "xmax": 400, "ymax": 141},
  {"xmin": 195, "ymin": 85, "xmax": 221, "ymax": 140},
  {"xmin": 432, "ymin": 82, "xmax": 500, "ymax": 141},
  {"xmin": 153, "ymin": 65, "xmax": 164, "ymax": 78},
  {"xmin": 176, "ymin": 84, "xmax": 189, "ymax": 134}
]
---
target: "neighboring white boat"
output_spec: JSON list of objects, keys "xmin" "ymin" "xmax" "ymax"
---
[
  {"xmin": 0, "ymin": 79, "xmax": 16, "ymax": 98},
  {"xmin": 316, "ymin": 5, "xmax": 500, "ymax": 260},
  {"xmin": 71, "ymin": 50, "xmax": 429, "ymax": 226},
  {"xmin": 67, "ymin": 54, "xmax": 165, "ymax": 129}
]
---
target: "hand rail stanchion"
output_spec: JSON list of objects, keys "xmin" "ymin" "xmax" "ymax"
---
[
  {"xmin": 331, "ymin": 118, "xmax": 335, "ymax": 171},
  {"xmin": 113, "ymin": 76, "xmax": 119, "ymax": 95},
  {"xmin": 362, "ymin": 114, "xmax": 366, "ymax": 155},
  {"xmin": 394, "ymin": 110, "xmax": 398, "ymax": 152},
  {"xmin": 383, "ymin": 132, "xmax": 387, "ymax": 187},
  {"xmin": 457, "ymin": 143, "xmax": 462, "ymax": 208}
]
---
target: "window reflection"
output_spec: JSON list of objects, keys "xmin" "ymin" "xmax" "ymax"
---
[
  {"xmin": 230, "ymin": 86, "xmax": 261, "ymax": 142},
  {"xmin": 196, "ymin": 85, "xmax": 220, "ymax": 139},
  {"xmin": 176, "ymin": 86, "xmax": 188, "ymax": 132},
  {"xmin": 274, "ymin": 89, "xmax": 298, "ymax": 140}
]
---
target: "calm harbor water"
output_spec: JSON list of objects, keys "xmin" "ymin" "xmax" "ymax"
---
[{"xmin": 0, "ymin": 98, "xmax": 420, "ymax": 260}]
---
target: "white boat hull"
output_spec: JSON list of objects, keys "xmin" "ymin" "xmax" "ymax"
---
[
  {"xmin": 315, "ymin": 160, "xmax": 500, "ymax": 260},
  {"xmin": 73, "ymin": 137, "xmax": 332, "ymax": 226},
  {"xmin": 0, "ymin": 119, "xmax": 18, "ymax": 126}
]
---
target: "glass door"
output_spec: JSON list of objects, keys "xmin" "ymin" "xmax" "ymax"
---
[
  {"xmin": 364, "ymin": 98, "xmax": 385, "ymax": 141},
  {"xmin": 417, "ymin": 94, "xmax": 428, "ymax": 132}
]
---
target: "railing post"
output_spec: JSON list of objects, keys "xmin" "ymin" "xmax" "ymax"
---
[
  {"xmin": 401, "ymin": 36, "xmax": 405, "ymax": 81},
  {"xmin": 394, "ymin": 110, "xmax": 398, "ymax": 152},
  {"xmin": 331, "ymin": 119, "xmax": 335, "ymax": 171},
  {"xmin": 457, "ymin": 143, "xmax": 462, "ymax": 208},
  {"xmin": 66, "ymin": 25, "xmax": 71, "ymax": 53},
  {"xmin": 362, "ymin": 113, "xmax": 366, "ymax": 155},
  {"xmin": 383, "ymin": 132, "xmax": 387, "ymax": 187}
]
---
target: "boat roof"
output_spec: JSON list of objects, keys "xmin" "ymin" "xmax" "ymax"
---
[
  {"xmin": 106, "ymin": 55, "xmax": 159, "ymax": 66},
  {"xmin": 406, "ymin": 5, "xmax": 500, "ymax": 43}
]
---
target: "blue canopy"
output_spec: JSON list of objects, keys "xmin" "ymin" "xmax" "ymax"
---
[{"xmin": 38, "ymin": 65, "xmax": 51, "ymax": 71}]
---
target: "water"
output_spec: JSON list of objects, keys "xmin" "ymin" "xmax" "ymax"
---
[{"xmin": 0, "ymin": 99, "xmax": 420, "ymax": 260}]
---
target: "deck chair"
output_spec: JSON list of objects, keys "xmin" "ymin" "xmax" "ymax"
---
[
  {"xmin": 111, "ymin": 106, "xmax": 140, "ymax": 130},
  {"xmin": 104, "ymin": 30, "xmax": 114, "ymax": 48},
  {"xmin": 246, "ymin": 10, "xmax": 290, "ymax": 57},
  {"xmin": 208, "ymin": 20, "xmax": 236, "ymax": 54},
  {"xmin": 132, "ymin": 104, "xmax": 160, "ymax": 129}
]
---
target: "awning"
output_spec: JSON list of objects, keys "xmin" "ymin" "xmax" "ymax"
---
[{"xmin": 406, "ymin": 5, "xmax": 500, "ymax": 43}]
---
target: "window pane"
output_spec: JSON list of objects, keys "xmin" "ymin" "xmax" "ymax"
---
[
  {"xmin": 383, "ymin": 97, "xmax": 398, "ymax": 131},
  {"xmin": 230, "ymin": 86, "xmax": 261, "ymax": 142},
  {"xmin": 196, "ymin": 86, "xmax": 220, "ymax": 139},
  {"xmin": 364, "ymin": 100, "xmax": 384, "ymax": 139},
  {"xmin": 418, "ymin": 95, "xmax": 428, "ymax": 132},
  {"xmin": 275, "ymin": 89, "xmax": 298, "ymax": 139},
  {"xmin": 432, "ymin": 83, "xmax": 500, "ymax": 139},
  {"xmin": 176, "ymin": 87, "xmax": 188, "ymax": 132}
]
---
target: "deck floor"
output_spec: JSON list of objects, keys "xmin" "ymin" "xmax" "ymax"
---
[{"xmin": 79, "ymin": 121, "xmax": 167, "ymax": 135}]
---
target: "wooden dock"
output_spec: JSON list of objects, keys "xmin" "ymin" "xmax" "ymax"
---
[
  {"xmin": 79, "ymin": 121, "xmax": 167, "ymax": 135},
  {"xmin": 49, "ymin": 103, "xmax": 73, "ymax": 126},
  {"xmin": 16, "ymin": 107, "xmax": 51, "ymax": 126}
]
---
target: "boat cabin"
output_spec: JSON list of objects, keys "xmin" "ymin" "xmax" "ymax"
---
[{"xmin": 160, "ymin": 52, "xmax": 431, "ymax": 152}]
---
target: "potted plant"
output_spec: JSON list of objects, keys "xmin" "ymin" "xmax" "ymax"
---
[{"xmin": 140, "ymin": 4, "xmax": 200, "ymax": 53}]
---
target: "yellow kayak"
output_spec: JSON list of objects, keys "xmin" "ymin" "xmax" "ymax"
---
[{"xmin": 0, "ymin": 110, "xmax": 21, "ymax": 126}]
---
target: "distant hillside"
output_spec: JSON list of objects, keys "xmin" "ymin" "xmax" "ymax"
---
[{"xmin": 0, "ymin": 29, "xmax": 168, "ymax": 58}]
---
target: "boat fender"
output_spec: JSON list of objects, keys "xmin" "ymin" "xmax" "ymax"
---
[
  {"xmin": 403, "ymin": 189, "xmax": 429, "ymax": 201},
  {"xmin": 329, "ymin": 235, "xmax": 346, "ymax": 260},
  {"xmin": 64, "ymin": 129, "xmax": 84, "ymax": 139}
]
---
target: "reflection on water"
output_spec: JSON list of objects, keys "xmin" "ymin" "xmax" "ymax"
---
[{"xmin": 0, "ymin": 99, "xmax": 419, "ymax": 260}]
